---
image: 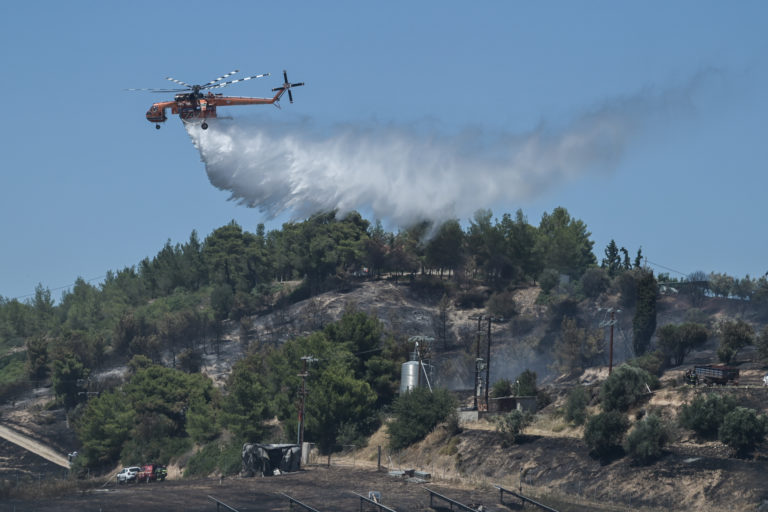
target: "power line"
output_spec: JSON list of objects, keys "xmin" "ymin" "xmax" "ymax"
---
[
  {"xmin": 644, "ymin": 259, "xmax": 688, "ymax": 277},
  {"xmin": 8, "ymin": 274, "xmax": 107, "ymax": 301}
]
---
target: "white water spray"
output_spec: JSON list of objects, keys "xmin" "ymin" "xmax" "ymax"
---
[{"xmin": 187, "ymin": 77, "xmax": 705, "ymax": 226}]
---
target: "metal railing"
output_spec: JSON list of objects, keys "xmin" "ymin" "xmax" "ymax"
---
[
  {"xmin": 423, "ymin": 487, "xmax": 480, "ymax": 512},
  {"xmin": 351, "ymin": 491, "xmax": 397, "ymax": 512},
  {"xmin": 208, "ymin": 495, "xmax": 240, "ymax": 512},
  {"xmin": 281, "ymin": 492, "xmax": 322, "ymax": 512},
  {"xmin": 494, "ymin": 484, "xmax": 560, "ymax": 512}
]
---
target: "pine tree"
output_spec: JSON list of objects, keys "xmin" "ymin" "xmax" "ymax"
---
[
  {"xmin": 602, "ymin": 240, "xmax": 622, "ymax": 277},
  {"xmin": 633, "ymin": 270, "xmax": 657, "ymax": 356}
]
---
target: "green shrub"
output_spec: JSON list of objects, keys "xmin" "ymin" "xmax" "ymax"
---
[
  {"xmin": 627, "ymin": 350, "xmax": 666, "ymax": 377},
  {"xmin": 539, "ymin": 269, "xmax": 560, "ymax": 295},
  {"xmin": 515, "ymin": 369, "xmax": 538, "ymax": 396},
  {"xmin": 584, "ymin": 411, "xmax": 629, "ymax": 458},
  {"xmin": 718, "ymin": 407, "xmax": 767, "ymax": 454},
  {"xmin": 717, "ymin": 319, "xmax": 754, "ymax": 364},
  {"xmin": 615, "ymin": 271, "xmax": 637, "ymax": 308},
  {"xmin": 184, "ymin": 442, "xmax": 218, "ymax": 477},
  {"xmin": 445, "ymin": 410, "xmax": 462, "ymax": 437},
  {"xmin": 486, "ymin": 290, "xmax": 518, "ymax": 319},
  {"xmin": 600, "ymin": 364, "xmax": 655, "ymax": 412},
  {"xmin": 678, "ymin": 393, "xmax": 737, "ymax": 440},
  {"xmin": 185, "ymin": 437, "xmax": 244, "ymax": 477},
  {"xmin": 495, "ymin": 410, "xmax": 532, "ymax": 445},
  {"xmin": 455, "ymin": 290, "xmax": 487, "ymax": 309},
  {"xmin": 491, "ymin": 378, "xmax": 513, "ymax": 398},
  {"xmin": 756, "ymin": 325, "xmax": 768, "ymax": 361},
  {"xmin": 580, "ymin": 268, "xmax": 609, "ymax": 298},
  {"xmin": 387, "ymin": 388, "xmax": 456, "ymax": 451},
  {"xmin": 564, "ymin": 386, "xmax": 589, "ymax": 426},
  {"xmin": 624, "ymin": 414, "xmax": 668, "ymax": 464}
]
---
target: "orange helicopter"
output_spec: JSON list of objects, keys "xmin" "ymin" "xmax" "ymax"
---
[{"xmin": 130, "ymin": 69, "xmax": 304, "ymax": 130}]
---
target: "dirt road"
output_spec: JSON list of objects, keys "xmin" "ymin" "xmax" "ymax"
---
[{"xmin": 0, "ymin": 423, "xmax": 69, "ymax": 468}]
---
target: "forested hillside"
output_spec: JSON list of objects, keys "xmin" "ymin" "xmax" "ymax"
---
[{"xmin": 2, "ymin": 206, "xmax": 768, "ymax": 475}]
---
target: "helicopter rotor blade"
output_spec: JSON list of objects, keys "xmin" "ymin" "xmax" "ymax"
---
[
  {"xmin": 165, "ymin": 77, "xmax": 194, "ymax": 88},
  {"xmin": 271, "ymin": 71, "xmax": 304, "ymax": 102},
  {"xmin": 203, "ymin": 69, "xmax": 240, "ymax": 87},
  {"xmin": 206, "ymin": 72, "xmax": 270, "ymax": 89},
  {"xmin": 126, "ymin": 87, "xmax": 188, "ymax": 93}
]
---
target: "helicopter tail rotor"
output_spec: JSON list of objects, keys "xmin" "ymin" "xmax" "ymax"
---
[{"xmin": 272, "ymin": 70, "xmax": 304, "ymax": 103}]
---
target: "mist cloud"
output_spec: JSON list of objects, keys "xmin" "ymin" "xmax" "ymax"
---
[{"xmin": 187, "ymin": 77, "xmax": 705, "ymax": 226}]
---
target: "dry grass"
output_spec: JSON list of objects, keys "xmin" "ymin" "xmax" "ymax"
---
[
  {"xmin": 527, "ymin": 412, "xmax": 582, "ymax": 438},
  {"xmin": 0, "ymin": 476, "xmax": 99, "ymax": 501}
]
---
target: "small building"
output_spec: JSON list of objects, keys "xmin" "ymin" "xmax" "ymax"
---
[
  {"xmin": 242, "ymin": 443, "xmax": 301, "ymax": 477},
  {"xmin": 487, "ymin": 395, "xmax": 537, "ymax": 414}
]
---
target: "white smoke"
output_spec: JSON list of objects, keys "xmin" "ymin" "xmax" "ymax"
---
[{"xmin": 187, "ymin": 78, "xmax": 703, "ymax": 226}]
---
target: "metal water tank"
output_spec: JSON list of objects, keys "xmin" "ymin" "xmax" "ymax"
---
[{"xmin": 400, "ymin": 361, "xmax": 420, "ymax": 394}]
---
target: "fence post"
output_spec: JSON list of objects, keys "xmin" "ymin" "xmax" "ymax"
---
[{"xmin": 377, "ymin": 445, "xmax": 381, "ymax": 470}]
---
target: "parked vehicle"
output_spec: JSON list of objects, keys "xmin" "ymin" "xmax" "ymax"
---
[
  {"xmin": 116, "ymin": 466, "xmax": 141, "ymax": 484},
  {"xmin": 136, "ymin": 464, "xmax": 167, "ymax": 483},
  {"xmin": 693, "ymin": 365, "xmax": 739, "ymax": 385}
]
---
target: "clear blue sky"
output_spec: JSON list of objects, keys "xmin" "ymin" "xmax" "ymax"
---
[{"xmin": 1, "ymin": 1, "xmax": 766, "ymax": 301}]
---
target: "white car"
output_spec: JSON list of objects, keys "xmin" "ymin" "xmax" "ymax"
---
[{"xmin": 116, "ymin": 466, "xmax": 141, "ymax": 484}]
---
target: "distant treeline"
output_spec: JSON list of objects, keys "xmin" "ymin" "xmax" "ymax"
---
[{"xmin": 2, "ymin": 206, "xmax": 768, "ymax": 383}]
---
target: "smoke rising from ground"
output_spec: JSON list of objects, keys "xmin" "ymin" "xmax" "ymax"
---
[{"xmin": 187, "ymin": 78, "xmax": 704, "ymax": 226}]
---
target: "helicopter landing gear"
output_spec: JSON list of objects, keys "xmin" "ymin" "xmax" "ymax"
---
[
  {"xmin": 201, "ymin": 122, "xmax": 208, "ymax": 130},
  {"xmin": 155, "ymin": 124, "xmax": 161, "ymax": 130}
]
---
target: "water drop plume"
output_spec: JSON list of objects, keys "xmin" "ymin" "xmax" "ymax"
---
[{"xmin": 187, "ymin": 76, "xmax": 707, "ymax": 226}]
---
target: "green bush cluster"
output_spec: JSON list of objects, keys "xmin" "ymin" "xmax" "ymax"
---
[
  {"xmin": 583, "ymin": 410, "xmax": 629, "ymax": 458},
  {"xmin": 600, "ymin": 364, "xmax": 656, "ymax": 412},
  {"xmin": 679, "ymin": 394, "xmax": 767, "ymax": 454},
  {"xmin": 490, "ymin": 378, "xmax": 512, "ymax": 398},
  {"xmin": 717, "ymin": 319, "xmax": 754, "ymax": 364},
  {"xmin": 678, "ymin": 393, "xmax": 737, "ymax": 439},
  {"xmin": 564, "ymin": 386, "xmax": 589, "ymax": 426},
  {"xmin": 718, "ymin": 407, "xmax": 768, "ymax": 454},
  {"xmin": 387, "ymin": 387, "xmax": 456, "ymax": 451},
  {"xmin": 626, "ymin": 350, "xmax": 666, "ymax": 377},
  {"xmin": 495, "ymin": 410, "xmax": 532, "ymax": 445},
  {"xmin": 185, "ymin": 438, "xmax": 244, "ymax": 477},
  {"xmin": 624, "ymin": 414, "xmax": 667, "ymax": 464}
]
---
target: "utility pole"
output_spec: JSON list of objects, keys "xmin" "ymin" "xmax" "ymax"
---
[
  {"xmin": 408, "ymin": 335, "xmax": 435, "ymax": 392},
  {"xmin": 609, "ymin": 309, "xmax": 615, "ymax": 375},
  {"xmin": 297, "ymin": 355, "xmax": 317, "ymax": 446},
  {"xmin": 599, "ymin": 308, "xmax": 621, "ymax": 375},
  {"xmin": 470, "ymin": 315, "xmax": 483, "ymax": 410},
  {"xmin": 485, "ymin": 317, "xmax": 492, "ymax": 411}
]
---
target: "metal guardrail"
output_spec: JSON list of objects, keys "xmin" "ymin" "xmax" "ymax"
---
[
  {"xmin": 281, "ymin": 492, "xmax": 323, "ymax": 512},
  {"xmin": 423, "ymin": 487, "xmax": 480, "ymax": 512},
  {"xmin": 208, "ymin": 495, "xmax": 240, "ymax": 512},
  {"xmin": 494, "ymin": 484, "xmax": 560, "ymax": 512},
  {"xmin": 351, "ymin": 491, "xmax": 397, "ymax": 512}
]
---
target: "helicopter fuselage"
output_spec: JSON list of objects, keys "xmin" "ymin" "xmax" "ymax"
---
[{"xmin": 145, "ymin": 90, "xmax": 284, "ymax": 126}]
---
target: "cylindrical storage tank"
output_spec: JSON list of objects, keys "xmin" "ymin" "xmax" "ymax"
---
[{"xmin": 400, "ymin": 361, "xmax": 420, "ymax": 394}]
